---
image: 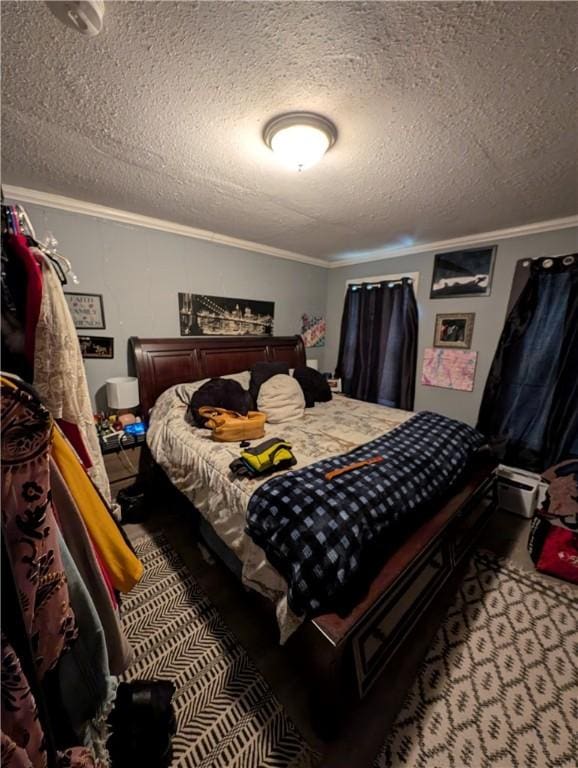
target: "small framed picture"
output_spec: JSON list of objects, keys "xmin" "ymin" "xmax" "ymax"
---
[
  {"xmin": 434, "ymin": 313, "xmax": 475, "ymax": 349},
  {"xmin": 65, "ymin": 292, "xmax": 106, "ymax": 329},
  {"xmin": 430, "ymin": 246, "xmax": 496, "ymax": 298},
  {"xmin": 78, "ymin": 335, "xmax": 114, "ymax": 359},
  {"xmin": 327, "ymin": 377, "xmax": 342, "ymax": 393}
]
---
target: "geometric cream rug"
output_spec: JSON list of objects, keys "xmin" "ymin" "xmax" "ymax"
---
[
  {"xmin": 375, "ymin": 551, "xmax": 578, "ymax": 768},
  {"xmin": 121, "ymin": 532, "xmax": 318, "ymax": 768}
]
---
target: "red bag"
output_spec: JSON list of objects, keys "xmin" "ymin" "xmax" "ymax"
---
[
  {"xmin": 528, "ymin": 459, "xmax": 578, "ymax": 584},
  {"xmin": 535, "ymin": 524, "xmax": 578, "ymax": 584}
]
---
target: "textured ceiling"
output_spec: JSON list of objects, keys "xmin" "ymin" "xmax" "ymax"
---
[{"xmin": 2, "ymin": 1, "xmax": 577, "ymax": 261}]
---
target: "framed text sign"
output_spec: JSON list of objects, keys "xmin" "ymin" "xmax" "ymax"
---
[{"xmin": 65, "ymin": 292, "xmax": 106, "ymax": 329}]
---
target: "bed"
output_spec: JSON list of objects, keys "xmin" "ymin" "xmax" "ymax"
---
[{"xmin": 131, "ymin": 335, "xmax": 497, "ymax": 742}]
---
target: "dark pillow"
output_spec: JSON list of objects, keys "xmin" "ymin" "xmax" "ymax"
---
[
  {"xmin": 189, "ymin": 378, "xmax": 254, "ymax": 427},
  {"xmin": 292, "ymin": 366, "xmax": 332, "ymax": 408},
  {"xmin": 249, "ymin": 361, "xmax": 290, "ymax": 402}
]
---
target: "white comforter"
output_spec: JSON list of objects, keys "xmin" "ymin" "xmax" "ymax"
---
[{"xmin": 147, "ymin": 379, "xmax": 412, "ymax": 641}]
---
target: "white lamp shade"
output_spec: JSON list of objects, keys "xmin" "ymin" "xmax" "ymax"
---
[{"xmin": 106, "ymin": 377, "xmax": 139, "ymax": 409}]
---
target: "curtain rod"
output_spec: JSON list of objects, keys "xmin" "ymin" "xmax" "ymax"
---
[
  {"xmin": 521, "ymin": 253, "xmax": 576, "ymax": 267},
  {"xmin": 349, "ymin": 277, "xmax": 413, "ymax": 290}
]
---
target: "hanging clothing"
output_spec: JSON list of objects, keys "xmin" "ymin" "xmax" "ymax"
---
[
  {"xmin": 51, "ymin": 427, "xmax": 143, "ymax": 593},
  {"xmin": 32, "ymin": 254, "xmax": 111, "ymax": 503},
  {"xmin": 1, "ymin": 378, "xmax": 97, "ymax": 768},
  {"xmin": 1, "ymin": 637, "xmax": 96, "ymax": 768},
  {"xmin": 50, "ymin": 459, "xmax": 132, "ymax": 675},
  {"xmin": 477, "ymin": 255, "xmax": 578, "ymax": 471},
  {"xmin": 2, "ymin": 236, "xmax": 34, "ymax": 382},
  {"xmin": 0, "ymin": 378, "xmax": 78, "ymax": 678},
  {"xmin": 1, "ymin": 635, "xmax": 48, "ymax": 768},
  {"xmin": 56, "ymin": 531, "xmax": 116, "ymax": 764},
  {"xmin": 1, "ymin": 534, "xmax": 59, "ymax": 768},
  {"xmin": 4, "ymin": 235, "xmax": 43, "ymax": 366},
  {"xmin": 336, "ymin": 277, "xmax": 418, "ymax": 409}
]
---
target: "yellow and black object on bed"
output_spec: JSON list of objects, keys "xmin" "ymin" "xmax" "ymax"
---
[{"xmin": 230, "ymin": 438, "xmax": 297, "ymax": 479}]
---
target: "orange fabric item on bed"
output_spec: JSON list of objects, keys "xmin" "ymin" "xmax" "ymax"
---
[{"xmin": 325, "ymin": 456, "xmax": 384, "ymax": 481}]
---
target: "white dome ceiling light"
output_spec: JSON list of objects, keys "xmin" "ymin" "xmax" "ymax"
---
[{"xmin": 263, "ymin": 112, "xmax": 337, "ymax": 172}]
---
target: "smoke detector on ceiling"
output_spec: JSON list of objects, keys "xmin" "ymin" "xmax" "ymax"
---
[{"xmin": 47, "ymin": 1, "xmax": 105, "ymax": 37}]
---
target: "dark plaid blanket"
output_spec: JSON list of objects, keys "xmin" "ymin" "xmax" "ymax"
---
[{"xmin": 246, "ymin": 411, "xmax": 484, "ymax": 617}]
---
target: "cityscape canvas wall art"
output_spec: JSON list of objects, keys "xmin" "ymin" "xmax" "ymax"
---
[{"xmin": 178, "ymin": 293, "xmax": 274, "ymax": 336}]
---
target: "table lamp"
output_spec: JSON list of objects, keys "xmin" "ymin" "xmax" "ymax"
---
[{"xmin": 106, "ymin": 377, "xmax": 139, "ymax": 424}]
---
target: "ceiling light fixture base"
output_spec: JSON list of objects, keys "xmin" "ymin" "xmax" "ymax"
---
[{"xmin": 263, "ymin": 112, "xmax": 337, "ymax": 171}]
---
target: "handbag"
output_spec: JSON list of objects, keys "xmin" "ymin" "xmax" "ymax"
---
[{"xmin": 197, "ymin": 406, "xmax": 266, "ymax": 442}]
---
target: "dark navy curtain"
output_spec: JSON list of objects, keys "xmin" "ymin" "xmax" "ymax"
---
[
  {"xmin": 477, "ymin": 255, "xmax": 578, "ymax": 472},
  {"xmin": 335, "ymin": 278, "xmax": 418, "ymax": 409}
]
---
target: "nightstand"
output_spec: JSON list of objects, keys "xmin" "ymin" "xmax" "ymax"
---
[{"xmin": 100, "ymin": 433, "xmax": 146, "ymax": 500}]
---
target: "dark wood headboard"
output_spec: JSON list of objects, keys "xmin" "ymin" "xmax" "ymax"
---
[{"xmin": 131, "ymin": 335, "xmax": 306, "ymax": 415}]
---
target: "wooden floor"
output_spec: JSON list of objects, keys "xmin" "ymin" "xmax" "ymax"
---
[{"xmin": 124, "ymin": 502, "xmax": 536, "ymax": 767}]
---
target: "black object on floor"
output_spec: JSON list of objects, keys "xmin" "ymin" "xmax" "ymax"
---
[
  {"xmin": 117, "ymin": 483, "xmax": 149, "ymax": 524},
  {"xmin": 107, "ymin": 680, "xmax": 176, "ymax": 768}
]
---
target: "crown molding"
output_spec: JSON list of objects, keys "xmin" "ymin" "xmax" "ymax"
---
[
  {"xmin": 328, "ymin": 215, "xmax": 578, "ymax": 269},
  {"xmin": 5, "ymin": 185, "xmax": 577, "ymax": 271},
  {"xmin": 3, "ymin": 185, "xmax": 328, "ymax": 269}
]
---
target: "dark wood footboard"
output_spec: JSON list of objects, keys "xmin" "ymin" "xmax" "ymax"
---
[{"xmin": 291, "ymin": 456, "xmax": 496, "ymax": 755}]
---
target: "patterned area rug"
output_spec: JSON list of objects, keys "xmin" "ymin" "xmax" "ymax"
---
[
  {"xmin": 374, "ymin": 551, "xmax": 578, "ymax": 768},
  {"xmin": 122, "ymin": 532, "xmax": 318, "ymax": 768}
]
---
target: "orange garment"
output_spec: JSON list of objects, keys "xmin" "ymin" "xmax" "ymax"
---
[
  {"xmin": 51, "ymin": 427, "xmax": 143, "ymax": 592},
  {"xmin": 325, "ymin": 456, "xmax": 384, "ymax": 481}
]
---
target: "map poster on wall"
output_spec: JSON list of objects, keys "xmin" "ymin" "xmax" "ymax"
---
[
  {"xmin": 64, "ymin": 292, "xmax": 106, "ymax": 329},
  {"xmin": 421, "ymin": 348, "xmax": 477, "ymax": 392},
  {"xmin": 178, "ymin": 293, "xmax": 274, "ymax": 336},
  {"xmin": 301, "ymin": 314, "xmax": 326, "ymax": 348}
]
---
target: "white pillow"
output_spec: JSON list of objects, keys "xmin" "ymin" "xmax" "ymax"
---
[
  {"xmin": 257, "ymin": 374, "xmax": 305, "ymax": 423},
  {"xmin": 222, "ymin": 370, "xmax": 251, "ymax": 389}
]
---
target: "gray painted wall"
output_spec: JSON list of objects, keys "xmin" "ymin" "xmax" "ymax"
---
[
  {"xmin": 325, "ymin": 227, "xmax": 578, "ymax": 426},
  {"xmin": 20, "ymin": 203, "xmax": 578, "ymax": 424},
  {"xmin": 24, "ymin": 204, "xmax": 328, "ymax": 408}
]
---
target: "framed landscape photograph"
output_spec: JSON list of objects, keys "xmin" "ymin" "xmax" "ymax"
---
[
  {"xmin": 65, "ymin": 292, "xmax": 106, "ymax": 329},
  {"xmin": 430, "ymin": 246, "xmax": 496, "ymax": 298},
  {"xmin": 434, "ymin": 312, "xmax": 475, "ymax": 349},
  {"xmin": 78, "ymin": 335, "xmax": 114, "ymax": 359}
]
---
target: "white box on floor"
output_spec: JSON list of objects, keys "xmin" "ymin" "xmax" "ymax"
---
[{"xmin": 496, "ymin": 465, "xmax": 547, "ymax": 519}]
